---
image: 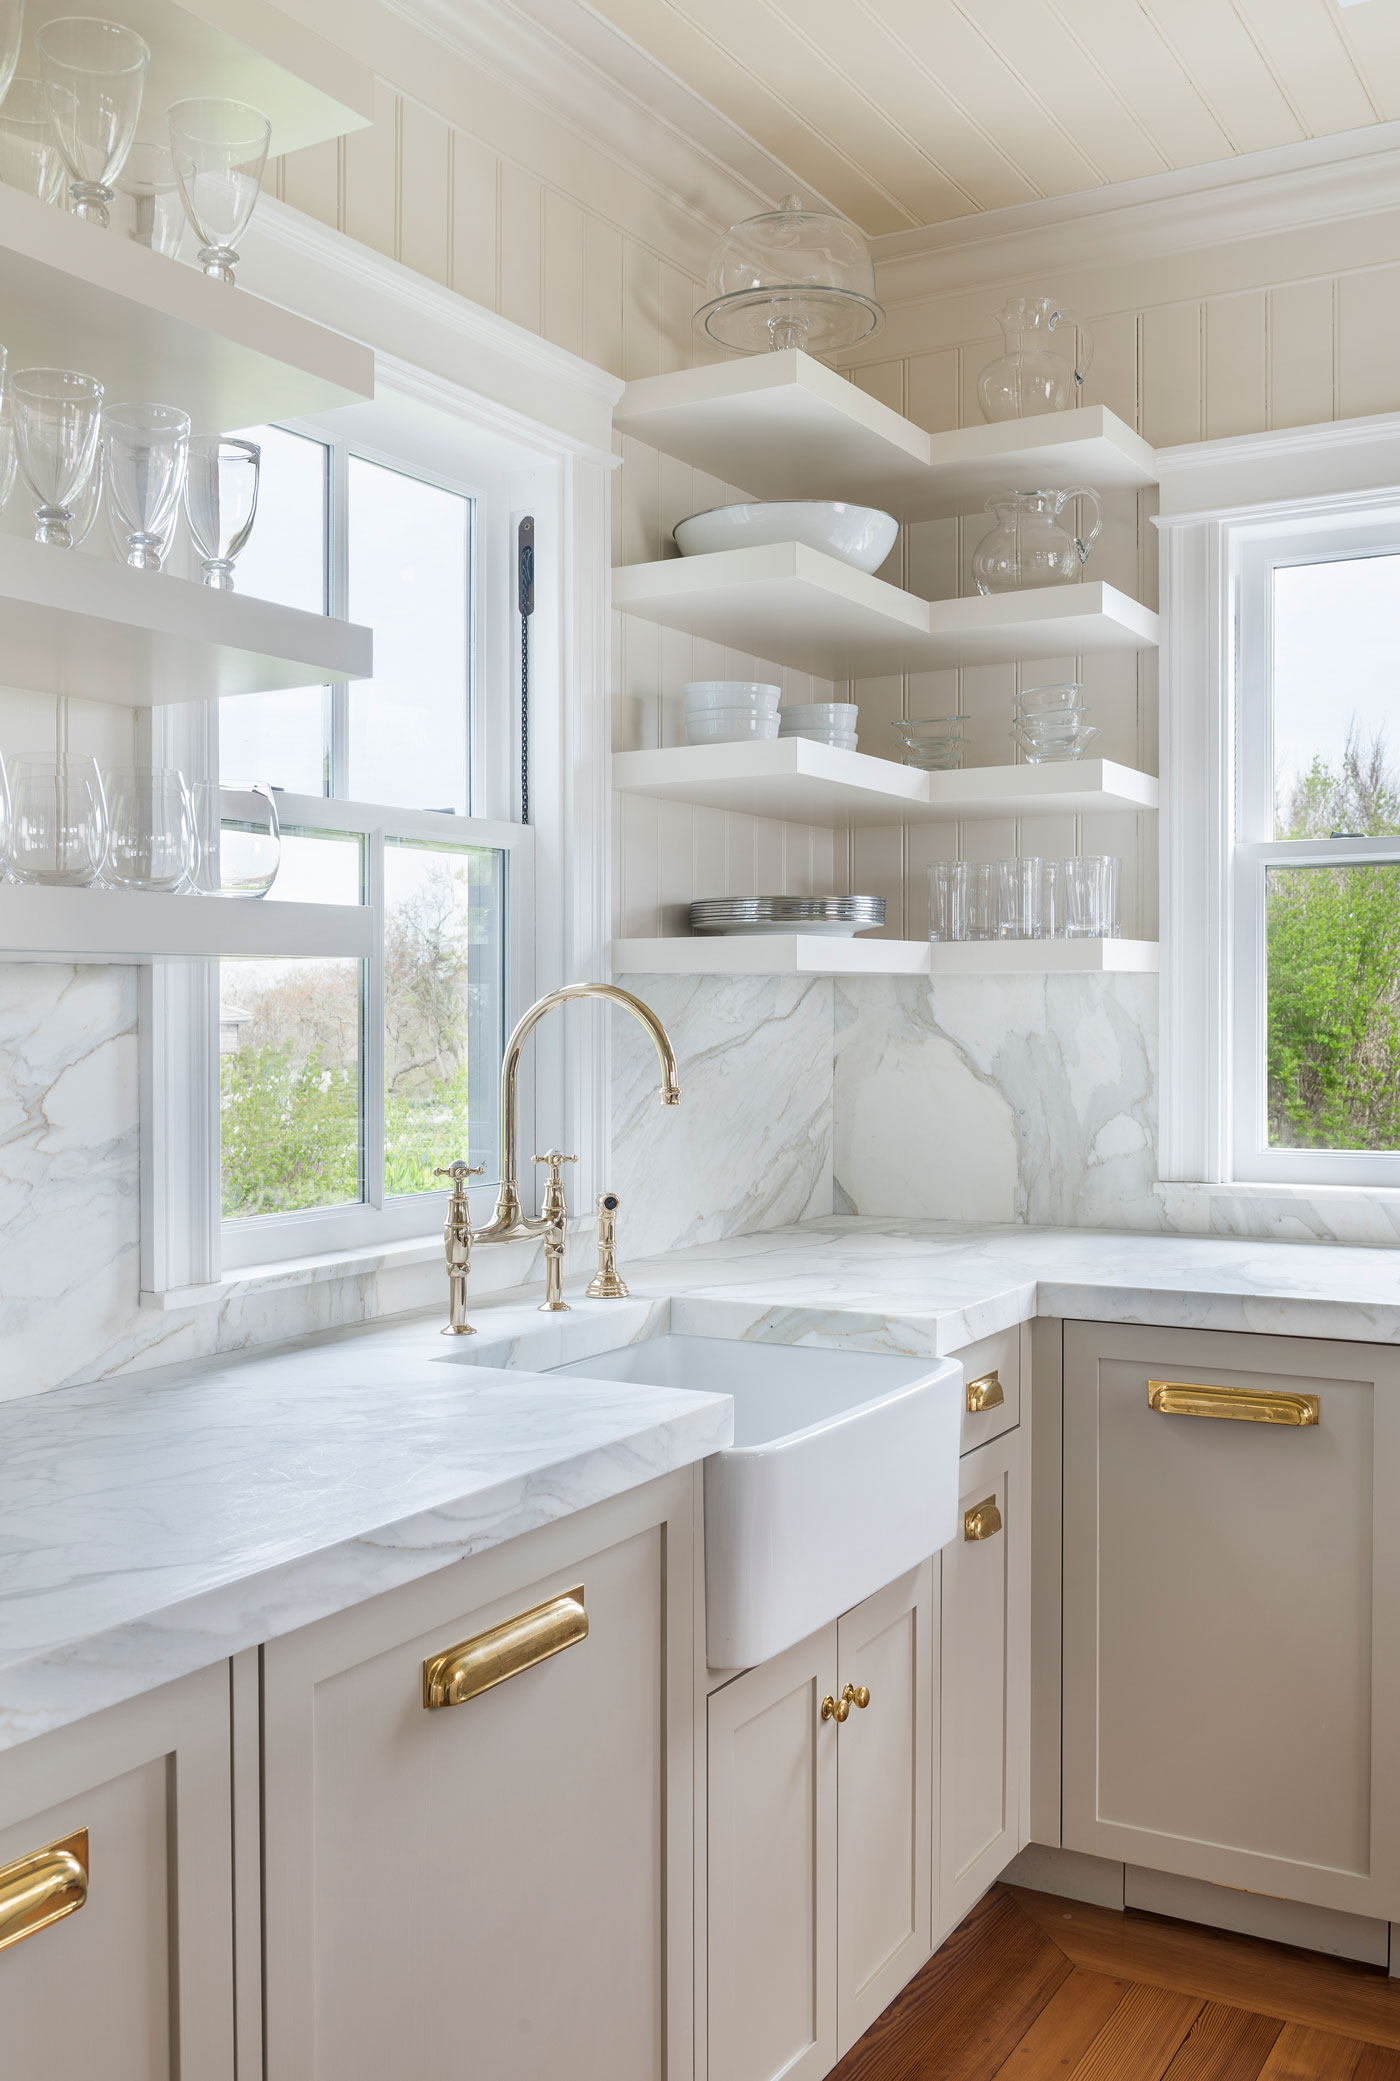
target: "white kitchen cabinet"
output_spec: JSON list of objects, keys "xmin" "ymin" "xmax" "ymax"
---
[
  {"xmin": 260, "ymin": 1471, "xmax": 697, "ymax": 2081},
  {"xmin": 1062, "ymin": 1322, "xmax": 1400, "ymax": 1921},
  {"xmin": 707, "ymin": 1564, "xmax": 935, "ymax": 2081},
  {"xmin": 938, "ymin": 1425, "xmax": 1031, "ymax": 1939},
  {"xmin": 0, "ymin": 1663, "xmax": 234, "ymax": 2081}
]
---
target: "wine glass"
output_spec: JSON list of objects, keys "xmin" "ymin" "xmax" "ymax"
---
[
  {"xmin": 6, "ymin": 755, "xmax": 107, "ymax": 884},
  {"xmin": 167, "ymin": 98, "xmax": 271, "ymax": 283},
  {"xmin": 101, "ymin": 766, "xmax": 195, "ymax": 891},
  {"xmin": 0, "ymin": 0, "xmax": 24, "ymax": 114},
  {"xmin": 38, "ymin": 17, "xmax": 149, "ymax": 227},
  {"xmin": 103, "ymin": 402, "xmax": 190, "ymax": 569},
  {"xmin": 0, "ymin": 76, "xmax": 66, "ymax": 203},
  {"xmin": 183, "ymin": 434, "xmax": 258, "ymax": 588},
  {"xmin": 11, "ymin": 366, "xmax": 104, "ymax": 547},
  {"xmin": 114, "ymin": 141, "xmax": 184, "ymax": 254},
  {"xmin": 189, "ymin": 780, "xmax": 279, "ymax": 896}
]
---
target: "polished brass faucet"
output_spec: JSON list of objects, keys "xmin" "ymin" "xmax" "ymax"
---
[{"xmin": 435, "ymin": 983, "xmax": 680, "ymax": 1334}]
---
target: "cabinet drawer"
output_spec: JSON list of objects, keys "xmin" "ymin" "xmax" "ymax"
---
[{"xmin": 955, "ymin": 1327, "xmax": 1021, "ymax": 1456}]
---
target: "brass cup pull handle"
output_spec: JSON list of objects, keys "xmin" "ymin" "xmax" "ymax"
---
[
  {"xmin": 1148, "ymin": 1381, "xmax": 1320, "ymax": 1427},
  {"xmin": 424, "ymin": 1586, "xmax": 587, "ymax": 1709},
  {"xmin": 842, "ymin": 1682, "xmax": 871, "ymax": 1710},
  {"xmin": 965, "ymin": 1370, "xmax": 1005, "ymax": 1415},
  {"xmin": 821, "ymin": 1692, "xmax": 850, "ymax": 1724},
  {"xmin": 0, "ymin": 1830, "xmax": 88, "ymax": 1953},
  {"xmin": 964, "ymin": 1496, "xmax": 1003, "ymax": 1541}
]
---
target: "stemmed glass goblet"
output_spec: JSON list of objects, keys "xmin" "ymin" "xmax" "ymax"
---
[
  {"xmin": 11, "ymin": 366, "xmax": 103, "ymax": 547},
  {"xmin": 103, "ymin": 401, "xmax": 190, "ymax": 569},
  {"xmin": 37, "ymin": 17, "xmax": 150, "ymax": 227},
  {"xmin": 183, "ymin": 434, "xmax": 258, "ymax": 588},
  {"xmin": 167, "ymin": 98, "xmax": 271, "ymax": 283},
  {"xmin": 0, "ymin": 76, "xmax": 67, "ymax": 203}
]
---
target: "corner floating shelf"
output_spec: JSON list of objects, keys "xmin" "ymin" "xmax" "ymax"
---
[
  {"xmin": 0, "ymin": 184, "xmax": 373, "ymax": 432},
  {"xmin": 614, "ymin": 742, "xmax": 1158, "ymax": 828},
  {"xmin": 0, "ymin": 534, "xmax": 371, "ymax": 705},
  {"xmin": 613, "ymin": 351, "xmax": 1157, "ymax": 519},
  {"xmin": 613, "ymin": 544, "xmax": 1159, "ymax": 677},
  {"xmin": 24, "ymin": 0, "xmax": 374, "ymax": 157},
  {"xmin": 0, "ymin": 886, "xmax": 376, "ymax": 962},
  {"xmin": 611, "ymin": 935, "xmax": 1160, "ymax": 978}
]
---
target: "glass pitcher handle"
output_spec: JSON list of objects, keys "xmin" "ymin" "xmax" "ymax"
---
[
  {"xmin": 1050, "ymin": 305, "xmax": 1094, "ymax": 386},
  {"xmin": 1063, "ymin": 485, "xmax": 1103, "ymax": 560}
]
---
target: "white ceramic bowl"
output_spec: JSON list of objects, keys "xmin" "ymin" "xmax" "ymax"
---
[
  {"xmin": 673, "ymin": 501, "xmax": 900, "ymax": 575},
  {"xmin": 779, "ymin": 703, "xmax": 859, "ymax": 728},
  {"xmin": 684, "ymin": 681, "xmax": 781, "ymax": 711},
  {"xmin": 686, "ymin": 711, "xmax": 781, "ymax": 744}
]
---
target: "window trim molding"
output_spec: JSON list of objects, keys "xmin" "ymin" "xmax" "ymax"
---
[{"xmin": 1156, "ymin": 410, "xmax": 1400, "ymax": 1191}]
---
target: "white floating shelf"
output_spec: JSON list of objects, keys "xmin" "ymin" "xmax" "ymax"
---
[
  {"xmin": 0, "ymin": 534, "xmax": 370, "ymax": 705},
  {"xmin": 612, "ymin": 935, "xmax": 932, "ymax": 978},
  {"xmin": 613, "ymin": 544, "xmax": 1159, "ymax": 677},
  {"xmin": 0, "ymin": 185, "xmax": 372, "ymax": 432},
  {"xmin": 0, "ymin": 887, "xmax": 375, "ymax": 962},
  {"xmin": 25, "ymin": 0, "xmax": 374, "ymax": 156},
  {"xmin": 927, "ymin": 938, "xmax": 1159, "ymax": 974},
  {"xmin": 613, "ymin": 742, "xmax": 1159, "ymax": 828},
  {"xmin": 614, "ymin": 352, "xmax": 1157, "ymax": 518}
]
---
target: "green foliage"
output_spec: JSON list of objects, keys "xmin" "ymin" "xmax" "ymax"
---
[{"xmin": 220, "ymin": 1039, "xmax": 359, "ymax": 1216}]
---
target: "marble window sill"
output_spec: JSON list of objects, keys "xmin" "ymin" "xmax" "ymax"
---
[{"xmin": 1155, "ymin": 1180, "xmax": 1400, "ymax": 1249}]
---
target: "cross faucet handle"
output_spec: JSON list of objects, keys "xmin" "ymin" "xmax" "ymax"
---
[
  {"xmin": 532, "ymin": 1150, "xmax": 578, "ymax": 1221},
  {"xmin": 531, "ymin": 1151, "xmax": 579, "ymax": 1175},
  {"xmin": 434, "ymin": 1161, "xmax": 485, "ymax": 1189}
]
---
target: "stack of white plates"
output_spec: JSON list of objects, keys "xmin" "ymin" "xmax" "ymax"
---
[
  {"xmin": 778, "ymin": 702, "xmax": 859, "ymax": 750},
  {"xmin": 684, "ymin": 681, "xmax": 781, "ymax": 745},
  {"xmin": 690, "ymin": 895, "xmax": 885, "ymax": 938}
]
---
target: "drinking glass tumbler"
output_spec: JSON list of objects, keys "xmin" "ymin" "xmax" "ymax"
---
[
  {"xmin": 966, "ymin": 861, "xmax": 997, "ymax": 941},
  {"xmin": 1042, "ymin": 860, "xmax": 1065, "ymax": 940},
  {"xmin": 184, "ymin": 434, "xmax": 259, "ymax": 588},
  {"xmin": 997, "ymin": 856, "xmax": 1043, "ymax": 940},
  {"xmin": 189, "ymin": 780, "xmax": 280, "ymax": 896},
  {"xmin": 0, "ymin": 1, "xmax": 27, "ymax": 113},
  {"xmin": 102, "ymin": 766, "xmax": 194, "ymax": 891},
  {"xmin": 115, "ymin": 141, "xmax": 184, "ymax": 254},
  {"xmin": 7, "ymin": 755, "xmax": 107, "ymax": 884},
  {"xmin": 1095, "ymin": 854, "xmax": 1121, "ymax": 939},
  {"xmin": 167, "ymin": 98, "xmax": 271, "ymax": 283},
  {"xmin": 11, "ymin": 367, "xmax": 103, "ymax": 546},
  {"xmin": 926, "ymin": 859, "xmax": 967, "ymax": 942},
  {"xmin": 1063, "ymin": 855, "xmax": 1121, "ymax": 939},
  {"xmin": 104, "ymin": 402, "xmax": 190, "ymax": 569},
  {"xmin": 0, "ymin": 77, "xmax": 68, "ymax": 203},
  {"xmin": 37, "ymin": 18, "xmax": 149, "ymax": 226}
]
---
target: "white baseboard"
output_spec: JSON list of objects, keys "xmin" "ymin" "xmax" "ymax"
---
[{"xmin": 1125, "ymin": 1865, "xmax": 1389, "ymax": 1969}]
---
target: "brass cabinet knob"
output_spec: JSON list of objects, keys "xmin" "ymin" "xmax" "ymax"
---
[
  {"xmin": 842, "ymin": 1682, "xmax": 871, "ymax": 1710},
  {"xmin": 964, "ymin": 1495, "xmax": 1003, "ymax": 1542},
  {"xmin": 820, "ymin": 1693, "xmax": 850, "ymax": 1724},
  {"xmin": 965, "ymin": 1370, "xmax": 1005, "ymax": 1414}
]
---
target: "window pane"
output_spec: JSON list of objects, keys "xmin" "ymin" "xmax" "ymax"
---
[
  {"xmin": 220, "ymin": 427, "xmax": 330, "ymax": 795},
  {"xmin": 384, "ymin": 839, "xmax": 505, "ymax": 1196},
  {"xmin": 220, "ymin": 956, "xmax": 363, "ymax": 1218},
  {"xmin": 265, "ymin": 827, "xmax": 363, "ymax": 907},
  {"xmin": 1267, "ymin": 862, "xmax": 1400, "ymax": 1152},
  {"xmin": 347, "ymin": 457, "xmax": 470, "ymax": 812},
  {"xmin": 1273, "ymin": 555, "xmax": 1400, "ymax": 838}
]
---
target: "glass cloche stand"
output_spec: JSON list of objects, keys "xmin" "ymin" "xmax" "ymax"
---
[{"xmin": 694, "ymin": 194, "xmax": 884, "ymax": 355}]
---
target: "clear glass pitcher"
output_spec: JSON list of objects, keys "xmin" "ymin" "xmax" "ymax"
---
[
  {"xmin": 972, "ymin": 487, "xmax": 1103, "ymax": 595},
  {"xmin": 978, "ymin": 297, "xmax": 1093, "ymax": 421}
]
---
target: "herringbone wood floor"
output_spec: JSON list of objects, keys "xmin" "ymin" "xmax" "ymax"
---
[{"xmin": 829, "ymin": 1886, "xmax": 1400, "ymax": 2080}]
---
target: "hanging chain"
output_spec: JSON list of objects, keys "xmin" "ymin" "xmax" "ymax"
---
[{"xmin": 518, "ymin": 516, "xmax": 535, "ymax": 826}]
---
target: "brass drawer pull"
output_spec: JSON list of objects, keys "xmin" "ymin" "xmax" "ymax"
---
[
  {"xmin": 964, "ymin": 1496, "xmax": 1003, "ymax": 1541},
  {"xmin": 1148, "ymin": 1381, "xmax": 1319, "ymax": 1427},
  {"xmin": 424, "ymin": 1586, "xmax": 588, "ymax": 1709},
  {"xmin": 0, "ymin": 1830, "xmax": 88, "ymax": 1953},
  {"xmin": 965, "ymin": 1370, "xmax": 1005, "ymax": 1415}
]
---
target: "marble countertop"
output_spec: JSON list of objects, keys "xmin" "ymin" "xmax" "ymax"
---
[{"xmin": 6, "ymin": 1215, "xmax": 1400, "ymax": 1754}]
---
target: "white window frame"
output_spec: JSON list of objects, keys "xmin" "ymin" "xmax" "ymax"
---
[
  {"xmin": 140, "ymin": 228, "xmax": 619, "ymax": 1301},
  {"xmin": 1157, "ymin": 417, "xmax": 1400, "ymax": 1203}
]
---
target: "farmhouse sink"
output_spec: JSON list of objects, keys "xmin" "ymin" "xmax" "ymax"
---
[{"xmin": 549, "ymin": 1332, "xmax": 962, "ymax": 1668}]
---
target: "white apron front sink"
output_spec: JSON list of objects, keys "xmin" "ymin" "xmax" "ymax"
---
[{"xmin": 550, "ymin": 1333, "xmax": 962, "ymax": 1668}]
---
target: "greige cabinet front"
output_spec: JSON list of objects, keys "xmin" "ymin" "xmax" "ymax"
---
[
  {"xmin": 261, "ymin": 1474, "xmax": 696, "ymax": 2081},
  {"xmin": 0, "ymin": 1663, "xmax": 235, "ymax": 2081},
  {"xmin": 1062, "ymin": 1322, "xmax": 1400, "ymax": 1920},
  {"xmin": 706, "ymin": 1564, "xmax": 935, "ymax": 2081}
]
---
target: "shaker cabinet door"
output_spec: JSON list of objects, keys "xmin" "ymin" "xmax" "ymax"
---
[
  {"xmin": 707, "ymin": 1625, "xmax": 839, "ymax": 2081},
  {"xmin": 835, "ymin": 1562, "xmax": 934, "ymax": 2057},
  {"xmin": 1062, "ymin": 1322, "xmax": 1400, "ymax": 1920},
  {"xmin": 0, "ymin": 1664, "xmax": 234, "ymax": 2081}
]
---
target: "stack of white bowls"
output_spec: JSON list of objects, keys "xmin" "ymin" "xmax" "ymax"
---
[
  {"xmin": 778, "ymin": 702, "xmax": 859, "ymax": 750},
  {"xmin": 684, "ymin": 681, "xmax": 781, "ymax": 745}
]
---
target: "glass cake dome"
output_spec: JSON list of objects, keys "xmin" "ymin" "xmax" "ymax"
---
[{"xmin": 694, "ymin": 193, "xmax": 884, "ymax": 355}]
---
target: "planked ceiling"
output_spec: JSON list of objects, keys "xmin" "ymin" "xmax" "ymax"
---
[{"xmin": 578, "ymin": 0, "xmax": 1400, "ymax": 233}]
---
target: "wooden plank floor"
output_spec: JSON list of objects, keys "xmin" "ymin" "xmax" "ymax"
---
[{"xmin": 830, "ymin": 1887, "xmax": 1400, "ymax": 2081}]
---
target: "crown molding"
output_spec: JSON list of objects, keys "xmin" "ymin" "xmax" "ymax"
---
[
  {"xmin": 864, "ymin": 121, "xmax": 1400, "ymax": 312},
  {"xmin": 240, "ymin": 196, "xmax": 624, "ymax": 454},
  {"xmin": 1155, "ymin": 410, "xmax": 1400, "ymax": 523}
]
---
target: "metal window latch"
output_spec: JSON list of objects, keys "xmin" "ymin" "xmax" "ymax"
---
[
  {"xmin": 518, "ymin": 515, "xmax": 534, "ymax": 825},
  {"xmin": 586, "ymin": 1191, "xmax": 628, "ymax": 1299}
]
